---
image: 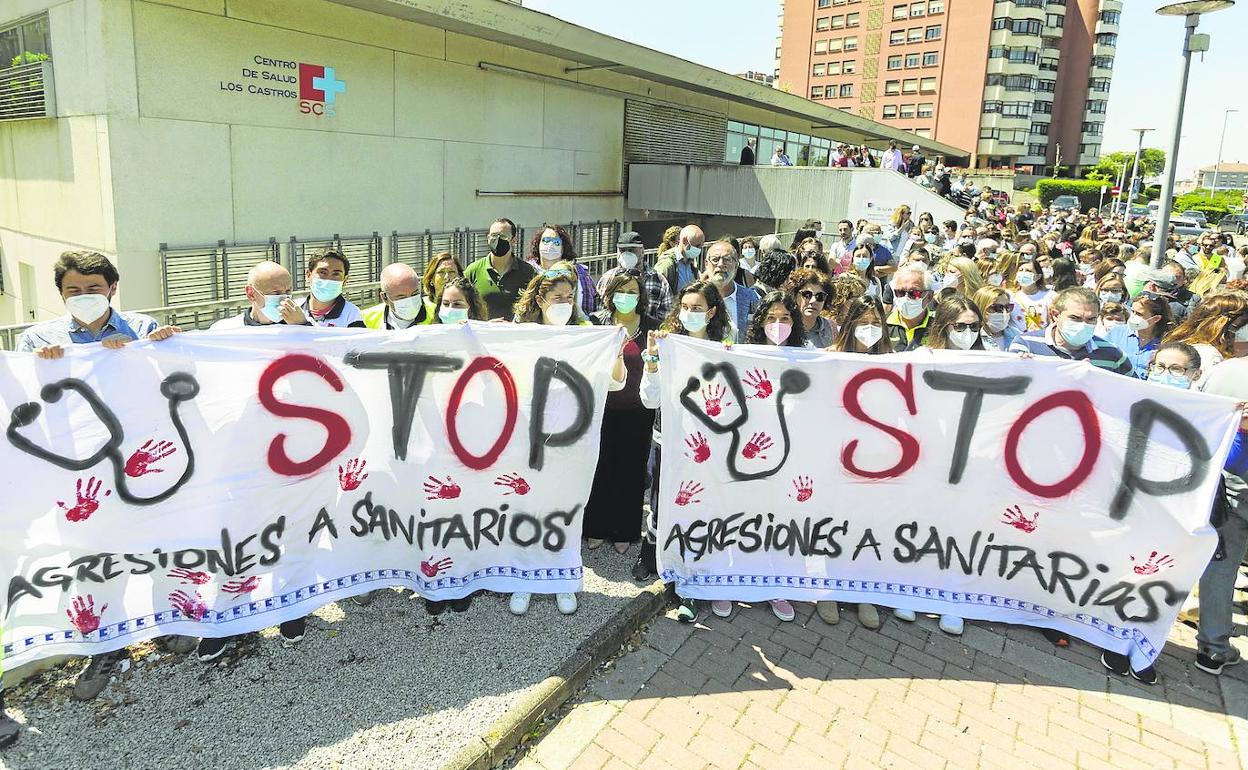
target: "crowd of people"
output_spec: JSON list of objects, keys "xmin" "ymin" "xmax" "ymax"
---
[{"xmin": 6, "ymin": 200, "xmax": 1248, "ymax": 747}]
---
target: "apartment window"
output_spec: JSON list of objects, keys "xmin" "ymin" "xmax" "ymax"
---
[
  {"xmin": 1081, "ymin": 122, "xmax": 1103, "ymax": 135},
  {"xmin": 1028, "ymin": 143, "xmax": 1047, "ymax": 156},
  {"xmin": 908, "ymin": 27, "xmax": 922, "ymax": 43},
  {"xmin": 1096, "ymin": 33, "xmax": 1117, "ymax": 46},
  {"xmin": 917, "ymin": 102, "xmax": 934, "ymax": 118},
  {"xmin": 905, "ymin": 53, "xmax": 921, "ymax": 68},
  {"xmin": 1091, "ymin": 56, "xmax": 1113, "ymax": 70},
  {"xmin": 1046, "ymin": 13, "xmax": 1064, "ymax": 28},
  {"xmin": 1039, "ymin": 57, "xmax": 1059, "ymax": 72},
  {"xmin": 828, "ymin": 61, "xmax": 843, "ymax": 75},
  {"xmin": 817, "ymin": 0, "xmax": 831, "ymax": 7},
  {"xmin": 887, "ymin": 55, "xmax": 903, "ymax": 70},
  {"xmin": 910, "ymin": 1, "xmax": 925, "ymax": 16},
  {"xmin": 814, "ymin": 40, "xmax": 829, "ymax": 54},
  {"xmin": 816, "ymin": 16, "xmax": 831, "ymax": 31},
  {"xmin": 1002, "ymin": 101, "xmax": 1031, "ymax": 118},
  {"xmin": 831, "ymin": 14, "xmax": 845, "ymax": 28},
  {"xmin": 892, "ymin": 4, "xmax": 908, "ymax": 20},
  {"xmin": 813, "ymin": 63, "xmax": 826, "ymax": 77},
  {"xmin": 1029, "ymin": 122, "xmax": 1049, "ymax": 135},
  {"xmin": 986, "ymin": 73, "xmax": 1036, "ymax": 90},
  {"xmin": 846, "ymin": 12, "xmax": 859, "ymax": 27},
  {"xmin": 1100, "ymin": 10, "xmax": 1121, "ymax": 24},
  {"xmin": 980, "ymin": 127, "xmax": 997, "ymax": 140},
  {"xmin": 883, "ymin": 104, "xmax": 898, "ymax": 119},
  {"xmin": 919, "ymin": 77, "xmax": 937, "ymax": 93},
  {"xmin": 923, "ymin": 51, "xmax": 939, "ymax": 66},
  {"xmin": 811, "ymin": 86, "xmax": 825, "ymax": 99},
  {"xmin": 928, "ymin": 0, "xmax": 944, "ymax": 13},
  {"xmin": 989, "ymin": 47, "xmax": 1039, "ymax": 64},
  {"xmin": 1033, "ymin": 100, "xmax": 1053, "ymax": 114},
  {"xmin": 993, "ymin": 18, "xmax": 1042, "ymax": 35},
  {"xmin": 842, "ymin": 59, "xmax": 856, "ymax": 74},
  {"xmin": 1088, "ymin": 77, "xmax": 1111, "ymax": 93},
  {"xmin": 840, "ymin": 83, "xmax": 854, "ymax": 97},
  {"xmin": 902, "ymin": 78, "xmax": 918, "ymax": 93},
  {"xmin": 1037, "ymin": 79, "xmax": 1056, "ymax": 93},
  {"xmin": 1087, "ymin": 99, "xmax": 1107, "ymax": 114},
  {"xmin": 925, "ymin": 24, "xmax": 942, "ymax": 40},
  {"xmin": 885, "ymin": 79, "xmax": 901, "ymax": 95},
  {"xmin": 890, "ymin": 30, "xmax": 906, "ymax": 45},
  {"xmin": 833, "ymin": 38, "xmax": 847, "ymax": 52},
  {"xmin": 1081, "ymin": 143, "xmax": 1101, "ymax": 156},
  {"xmin": 900, "ymin": 104, "xmax": 916, "ymax": 119},
  {"xmin": 0, "ymin": 14, "xmax": 51, "ymax": 70},
  {"xmin": 914, "ymin": 128, "xmax": 932, "ymax": 138},
  {"xmin": 844, "ymin": 36, "xmax": 858, "ymax": 51}
]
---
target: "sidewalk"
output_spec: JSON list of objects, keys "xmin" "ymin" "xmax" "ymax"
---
[{"xmin": 510, "ymin": 601, "xmax": 1248, "ymax": 770}]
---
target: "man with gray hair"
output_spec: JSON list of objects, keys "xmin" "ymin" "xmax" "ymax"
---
[
  {"xmin": 211, "ymin": 261, "xmax": 307, "ymax": 328},
  {"xmin": 1008, "ymin": 287, "xmax": 1133, "ymax": 375},
  {"xmin": 758, "ymin": 233, "xmax": 783, "ymax": 254},
  {"xmin": 362, "ymin": 262, "xmax": 434, "ymax": 329},
  {"xmin": 700, "ymin": 238, "xmax": 758, "ymax": 343},
  {"xmin": 653, "ymin": 224, "xmax": 705, "ymax": 294},
  {"xmin": 885, "ymin": 263, "xmax": 934, "ymax": 351}
]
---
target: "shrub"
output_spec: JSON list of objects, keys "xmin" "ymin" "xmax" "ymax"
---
[{"xmin": 1035, "ymin": 179, "xmax": 1109, "ymax": 209}]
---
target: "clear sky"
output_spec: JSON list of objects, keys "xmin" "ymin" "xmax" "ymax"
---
[{"xmin": 521, "ymin": 0, "xmax": 1248, "ymax": 180}]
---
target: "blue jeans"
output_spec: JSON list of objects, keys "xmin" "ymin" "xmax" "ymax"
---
[{"xmin": 1197, "ymin": 493, "xmax": 1248, "ymax": 659}]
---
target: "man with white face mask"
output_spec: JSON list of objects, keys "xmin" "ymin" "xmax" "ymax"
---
[
  {"xmin": 653, "ymin": 224, "xmax": 705, "ymax": 294},
  {"xmin": 362, "ymin": 263, "xmax": 434, "ymax": 330},
  {"xmin": 19, "ymin": 251, "xmax": 181, "ymax": 356},
  {"xmin": 300, "ymin": 249, "xmax": 365, "ymax": 328},
  {"xmin": 885, "ymin": 264, "xmax": 935, "ymax": 351},
  {"xmin": 211, "ymin": 261, "xmax": 309, "ymax": 329},
  {"xmin": 597, "ymin": 231, "xmax": 671, "ymax": 325},
  {"xmin": 1008, "ymin": 287, "xmax": 1133, "ymax": 375}
]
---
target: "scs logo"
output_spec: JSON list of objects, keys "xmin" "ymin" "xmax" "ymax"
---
[{"xmin": 298, "ymin": 63, "xmax": 346, "ymax": 117}]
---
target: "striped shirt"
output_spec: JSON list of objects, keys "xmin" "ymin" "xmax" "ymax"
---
[{"xmin": 1007, "ymin": 327, "xmax": 1134, "ymax": 376}]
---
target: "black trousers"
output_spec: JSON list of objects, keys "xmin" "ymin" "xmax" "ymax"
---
[{"xmin": 583, "ymin": 409, "xmax": 655, "ymax": 542}]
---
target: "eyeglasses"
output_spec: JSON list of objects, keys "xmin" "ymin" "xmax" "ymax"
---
[
  {"xmin": 798, "ymin": 290, "xmax": 828, "ymax": 302},
  {"xmin": 987, "ymin": 303, "xmax": 1013, "ymax": 313},
  {"xmin": 542, "ymin": 269, "xmax": 572, "ymax": 279},
  {"xmin": 801, "ymin": 251, "xmax": 818, "ymax": 258},
  {"xmin": 950, "ymin": 322, "xmax": 981, "ymax": 333},
  {"xmin": 895, "ymin": 288, "xmax": 926, "ymax": 300},
  {"xmin": 1149, "ymin": 363, "xmax": 1193, "ymax": 377},
  {"xmin": 540, "ymin": 236, "xmax": 562, "ymax": 245}
]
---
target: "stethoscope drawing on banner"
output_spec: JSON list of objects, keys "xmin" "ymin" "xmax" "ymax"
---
[{"xmin": 6, "ymin": 373, "xmax": 199, "ymax": 505}]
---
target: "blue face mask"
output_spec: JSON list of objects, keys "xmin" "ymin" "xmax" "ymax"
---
[
  {"xmin": 310, "ymin": 277, "xmax": 343, "ymax": 303},
  {"xmin": 853, "ymin": 256, "xmax": 872, "ymax": 272},
  {"xmin": 253, "ymin": 287, "xmax": 287, "ymax": 322},
  {"xmin": 1060, "ymin": 320, "xmax": 1095, "ymax": 347},
  {"xmin": 612, "ymin": 292, "xmax": 640, "ymax": 314},
  {"xmin": 439, "ymin": 306, "xmax": 469, "ymax": 324},
  {"xmin": 1148, "ymin": 371, "xmax": 1192, "ymax": 390}
]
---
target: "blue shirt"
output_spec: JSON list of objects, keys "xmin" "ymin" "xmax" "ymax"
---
[
  {"xmin": 675, "ymin": 256, "xmax": 698, "ymax": 293},
  {"xmin": 17, "ymin": 309, "xmax": 160, "ymax": 352}
]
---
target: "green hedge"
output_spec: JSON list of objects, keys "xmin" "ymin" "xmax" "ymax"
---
[
  {"xmin": 1173, "ymin": 202, "xmax": 1230, "ymax": 223},
  {"xmin": 1035, "ymin": 179, "xmax": 1110, "ymax": 209}
]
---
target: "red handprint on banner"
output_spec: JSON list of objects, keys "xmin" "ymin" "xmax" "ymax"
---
[
  {"xmin": 423, "ymin": 475, "xmax": 461, "ymax": 500},
  {"xmin": 674, "ymin": 480, "xmax": 704, "ymax": 506},
  {"xmin": 168, "ymin": 590, "xmax": 209, "ymax": 621},
  {"xmin": 221, "ymin": 575, "xmax": 260, "ymax": 598},
  {"xmin": 494, "ymin": 473, "xmax": 531, "ymax": 496},
  {"xmin": 742, "ymin": 368, "xmax": 774, "ymax": 399},
  {"xmin": 1131, "ymin": 551, "xmax": 1175, "ymax": 575},
  {"xmin": 420, "ymin": 556, "xmax": 453, "ymax": 578},
  {"xmin": 684, "ymin": 432, "xmax": 711, "ymax": 463},
  {"xmin": 167, "ymin": 568, "xmax": 210, "ymax": 585},
  {"xmin": 125, "ymin": 439, "xmax": 178, "ymax": 477},
  {"xmin": 66, "ymin": 595, "xmax": 107, "ymax": 636},
  {"xmin": 338, "ymin": 458, "xmax": 369, "ymax": 491},
  {"xmin": 790, "ymin": 476, "xmax": 813, "ymax": 502},
  {"xmin": 57, "ymin": 476, "xmax": 110, "ymax": 522},
  {"xmin": 741, "ymin": 432, "xmax": 774, "ymax": 460},
  {"xmin": 701, "ymin": 384, "xmax": 732, "ymax": 418},
  {"xmin": 1001, "ymin": 505, "xmax": 1039, "ymax": 533}
]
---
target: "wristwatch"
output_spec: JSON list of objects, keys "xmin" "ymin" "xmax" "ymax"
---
[{"xmin": 641, "ymin": 350, "xmax": 659, "ymax": 364}]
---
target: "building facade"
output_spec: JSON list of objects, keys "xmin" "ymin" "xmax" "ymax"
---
[
  {"xmin": 776, "ymin": 0, "xmax": 1121, "ymax": 173},
  {"xmin": 1197, "ymin": 163, "xmax": 1248, "ymax": 192}
]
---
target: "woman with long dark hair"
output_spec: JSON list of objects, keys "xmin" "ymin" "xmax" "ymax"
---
[
  {"xmin": 526, "ymin": 224, "xmax": 598, "ymax": 316},
  {"xmin": 744, "ymin": 291, "xmax": 809, "ymax": 347}
]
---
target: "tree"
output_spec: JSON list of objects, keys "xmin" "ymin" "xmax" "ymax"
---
[{"xmin": 1085, "ymin": 148, "xmax": 1167, "ymax": 182}]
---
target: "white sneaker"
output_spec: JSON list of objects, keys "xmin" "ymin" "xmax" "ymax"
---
[
  {"xmin": 894, "ymin": 608, "xmax": 916, "ymax": 622},
  {"xmin": 556, "ymin": 593, "xmax": 578, "ymax": 615},
  {"xmin": 939, "ymin": 614, "xmax": 964, "ymax": 635},
  {"xmin": 509, "ymin": 592, "xmax": 531, "ymax": 616},
  {"xmin": 711, "ymin": 600, "xmax": 733, "ymax": 618}
]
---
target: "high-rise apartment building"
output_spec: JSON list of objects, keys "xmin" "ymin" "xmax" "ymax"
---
[{"xmin": 776, "ymin": 0, "xmax": 1121, "ymax": 173}]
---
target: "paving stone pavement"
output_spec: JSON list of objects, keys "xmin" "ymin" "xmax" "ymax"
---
[{"xmin": 507, "ymin": 600, "xmax": 1248, "ymax": 770}]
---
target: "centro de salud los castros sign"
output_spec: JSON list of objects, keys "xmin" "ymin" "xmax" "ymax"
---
[{"xmin": 219, "ymin": 55, "xmax": 347, "ymax": 117}]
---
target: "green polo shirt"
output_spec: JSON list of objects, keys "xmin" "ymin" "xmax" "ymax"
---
[{"xmin": 464, "ymin": 255, "xmax": 538, "ymax": 320}]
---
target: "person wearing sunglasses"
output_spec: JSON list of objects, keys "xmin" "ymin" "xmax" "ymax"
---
[
  {"xmin": 597, "ymin": 231, "xmax": 673, "ymax": 325},
  {"xmin": 527, "ymin": 223, "xmax": 598, "ymax": 317},
  {"xmin": 972, "ymin": 286, "xmax": 1019, "ymax": 352},
  {"xmin": 885, "ymin": 264, "xmax": 934, "ymax": 351},
  {"xmin": 781, "ymin": 268, "xmax": 835, "ymax": 348},
  {"xmin": 464, "ymin": 217, "xmax": 538, "ymax": 320}
]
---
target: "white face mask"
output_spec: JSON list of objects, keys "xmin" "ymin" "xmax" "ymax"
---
[
  {"xmin": 391, "ymin": 294, "xmax": 423, "ymax": 321},
  {"xmin": 1042, "ymin": 267, "xmax": 1054, "ymax": 280},
  {"xmin": 896, "ymin": 296, "xmax": 926, "ymax": 320},
  {"xmin": 949, "ymin": 328, "xmax": 979, "ymax": 350},
  {"xmin": 539, "ymin": 240, "xmax": 563, "ymax": 261},
  {"xmin": 854, "ymin": 323, "xmax": 883, "ymax": 349},
  {"xmin": 66, "ymin": 293, "xmax": 111, "ymax": 324},
  {"xmin": 618, "ymin": 250, "xmax": 640, "ymax": 270},
  {"xmin": 680, "ymin": 309, "xmax": 708, "ymax": 333},
  {"xmin": 1237, "ymin": 324, "xmax": 1248, "ymax": 343},
  {"xmin": 544, "ymin": 301, "xmax": 574, "ymax": 325},
  {"xmin": 1127, "ymin": 313, "xmax": 1149, "ymax": 331},
  {"xmin": 944, "ymin": 273, "xmax": 960, "ymax": 288},
  {"xmin": 986, "ymin": 312, "xmax": 1009, "ymax": 333}
]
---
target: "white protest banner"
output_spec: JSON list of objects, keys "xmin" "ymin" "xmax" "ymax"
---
[
  {"xmin": 0, "ymin": 323, "xmax": 622, "ymax": 668},
  {"xmin": 655, "ymin": 337, "xmax": 1240, "ymax": 670}
]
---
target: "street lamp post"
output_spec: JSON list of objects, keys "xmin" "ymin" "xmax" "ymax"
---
[
  {"xmin": 1126, "ymin": 128, "xmax": 1154, "ymax": 218},
  {"xmin": 1152, "ymin": 1, "xmax": 1235, "ymax": 269},
  {"xmin": 1210, "ymin": 109, "xmax": 1239, "ymax": 197}
]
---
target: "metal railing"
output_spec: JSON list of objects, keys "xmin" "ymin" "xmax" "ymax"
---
[{"xmin": 159, "ymin": 239, "xmax": 280, "ymax": 306}]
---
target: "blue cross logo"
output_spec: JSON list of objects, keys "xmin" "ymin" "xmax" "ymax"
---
[{"xmin": 313, "ymin": 67, "xmax": 346, "ymax": 104}]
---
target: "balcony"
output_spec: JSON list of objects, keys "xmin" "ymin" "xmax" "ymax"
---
[
  {"xmin": 1092, "ymin": 42, "xmax": 1116, "ymax": 57},
  {"xmin": 1084, "ymin": 109, "xmax": 1107, "ymax": 123},
  {"xmin": 1096, "ymin": 19, "xmax": 1120, "ymax": 35},
  {"xmin": 1081, "ymin": 132, "xmax": 1104, "ymax": 144},
  {"xmin": 1102, "ymin": 0, "xmax": 1123, "ymax": 10}
]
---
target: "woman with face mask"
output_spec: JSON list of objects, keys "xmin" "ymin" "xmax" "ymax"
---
[
  {"xmin": 584, "ymin": 272, "xmax": 658, "ymax": 556},
  {"xmin": 940, "ymin": 256, "xmax": 984, "ymax": 300},
  {"xmin": 1011, "ymin": 256, "xmax": 1052, "ymax": 332},
  {"xmin": 421, "ymin": 252, "xmax": 463, "ymax": 303},
  {"xmin": 744, "ymin": 291, "xmax": 809, "ymax": 348},
  {"xmin": 527, "ymin": 224, "xmax": 598, "ymax": 317},
  {"xmin": 432, "ymin": 277, "xmax": 487, "ymax": 324},
  {"xmin": 637, "ymin": 281, "xmax": 732, "ymax": 620},
  {"xmin": 1123, "ymin": 294, "xmax": 1172, "ymax": 379},
  {"xmin": 738, "ymin": 237, "xmax": 761, "ymax": 275},
  {"xmin": 782, "ymin": 268, "xmax": 836, "ymax": 348},
  {"xmin": 1095, "ymin": 274, "xmax": 1128, "ymax": 310},
  {"xmin": 989, "ymin": 250, "xmax": 1019, "ymax": 292},
  {"xmin": 973, "ymin": 286, "xmax": 1019, "ymax": 351},
  {"xmin": 926, "ymin": 295, "xmax": 987, "ymax": 353},
  {"xmin": 1161, "ymin": 294, "xmax": 1248, "ymax": 383},
  {"xmin": 1146, "ymin": 342, "xmax": 1203, "ymax": 390},
  {"xmin": 849, "ymin": 246, "xmax": 883, "ymax": 298},
  {"xmin": 508, "ymin": 268, "xmax": 626, "ymax": 618}
]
